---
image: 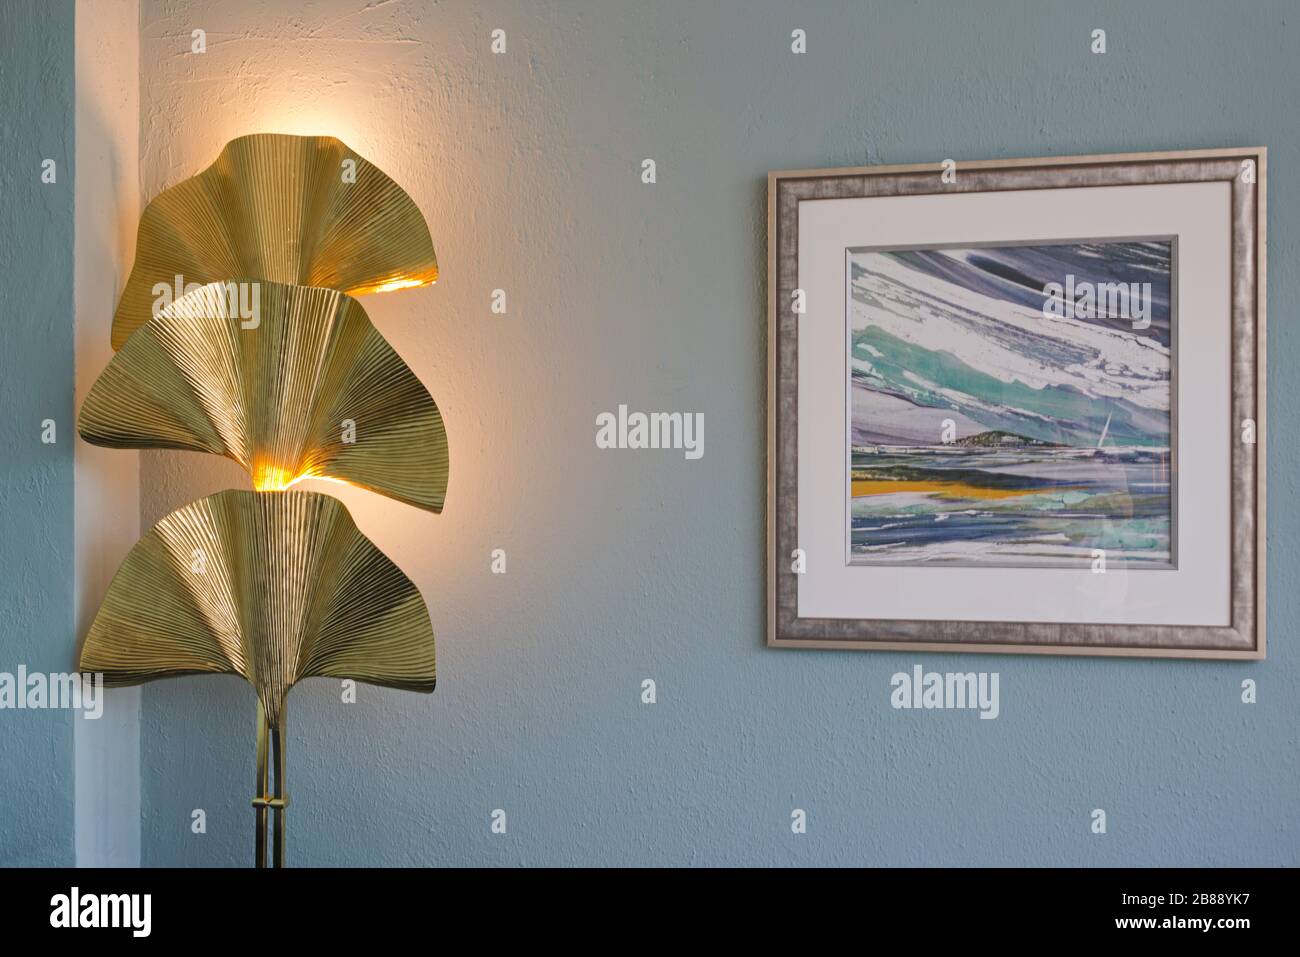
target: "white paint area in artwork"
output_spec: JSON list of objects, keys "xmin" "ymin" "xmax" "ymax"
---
[{"xmin": 849, "ymin": 249, "xmax": 1171, "ymax": 412}]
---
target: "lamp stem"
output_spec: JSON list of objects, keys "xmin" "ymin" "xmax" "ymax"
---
[
  {"xmin": 253, "ymin": 701, "xmax": 288, "ymax": 868},
  {"xmin": 254, "ymin": 703, "xmax": 269, "ymax": 868},
  {"xmin": 271, "ymin": 705, "xmax": 286, "ymax": 868}
]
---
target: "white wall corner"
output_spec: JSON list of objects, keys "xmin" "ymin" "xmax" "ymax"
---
[{"xmin": 74, "ymin": 0, "xmax": 142, "ymax": 868}]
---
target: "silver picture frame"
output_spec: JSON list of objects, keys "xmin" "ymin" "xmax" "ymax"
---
[{"xmin": 766, "ymin": 148, "xmax": 1266, "ymax": 658}]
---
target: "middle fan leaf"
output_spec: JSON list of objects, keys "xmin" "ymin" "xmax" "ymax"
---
[{"xmin": 80, "ymin": 280, "xmax": 449, "ymax": 513}]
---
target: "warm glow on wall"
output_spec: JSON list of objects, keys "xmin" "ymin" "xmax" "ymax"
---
[{"xmin": 364, "ymin": 277, "xmax": 432, "ymax": 294}]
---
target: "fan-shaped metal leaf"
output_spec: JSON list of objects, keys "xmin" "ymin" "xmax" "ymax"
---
[
  {"xmin": 111, "ymin": 133, "xmax": 438, "ymax": 349},
  {"xmin": 80, "ymin": 280, "xmax": 449, "ymax": 513},
  {"xmin": 80, "ymin": 489, "xmax": 435, "ymax": 724}
]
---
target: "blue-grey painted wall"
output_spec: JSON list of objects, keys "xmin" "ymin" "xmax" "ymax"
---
[
  {"xmin": 134, "ymin": 0, "xmax": 1297, "ymax": 866},
  {"xmin": 0, "ymin": 0, "xmax": 77, "ymax": 866}
]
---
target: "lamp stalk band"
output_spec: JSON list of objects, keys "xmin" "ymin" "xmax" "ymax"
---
[{"xmin": 253, "ymin": 702, "xmax": 287, "ymax": 869}]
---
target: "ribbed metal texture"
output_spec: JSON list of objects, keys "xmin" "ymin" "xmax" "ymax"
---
[
  {"xmin": 80, "ymin": 489, "xmax": 437, "ymax": 725},
  {"xmin": 111, "ymin": 133, "xmax": 439, "ymax": 350},
  {"xmin": 80, "ymin": 280, "xmax": 449, "ymax": 513},
  {"xmin": 82, "ymin": 134, "xmax": 446, "ymax": 861}
]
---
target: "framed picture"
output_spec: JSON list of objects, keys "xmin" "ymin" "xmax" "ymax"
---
[{"xmin": 766, "ymin": 148, "xmax": 1266, "ymax": 658}]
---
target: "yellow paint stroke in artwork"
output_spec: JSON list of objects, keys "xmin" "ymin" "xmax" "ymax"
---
[{"xmin": 850, "ymin": 479, "xmax": 1083, "ymax": 500}]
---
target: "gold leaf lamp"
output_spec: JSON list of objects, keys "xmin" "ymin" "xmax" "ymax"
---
[
  {"xmin": 111, "ymin": 133, "xmax": 439, "ymax": 350},
  {"xmin": 81, "ymin": 132, "xmax": 447, "ymax": 867},
  {"xmin": 81, "ymin": 490, "xmax": 436, "ymax": 867},
  {"xmin": 80, "ymin": 280, "xmax": 449, "ymax": 513}
]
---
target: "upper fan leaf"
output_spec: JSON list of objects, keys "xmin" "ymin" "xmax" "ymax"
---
[{"xmin": 112, "ymin": 133, "xmax": 438, "ymax": 349}]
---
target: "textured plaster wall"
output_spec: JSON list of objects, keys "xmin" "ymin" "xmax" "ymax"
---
[
  {"xmin": 135, "ymin": 0, "xmax": 1299, "ymax": 866},
  {"xmin": 0, "ymin": 0, "xmax": 77, "ymax": 866},
  {"xmin": 74, "ymin": 0, "xmax": 142, "ymax": 867}
]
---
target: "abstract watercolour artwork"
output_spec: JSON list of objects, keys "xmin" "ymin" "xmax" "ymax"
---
[
  {"xmin": 847, "ymin": 240, "xmax": 1174, "ymax": 569},
  {"xmin": 770, "ymin": 150, "xmax": 1265, "ymax": 657}
]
